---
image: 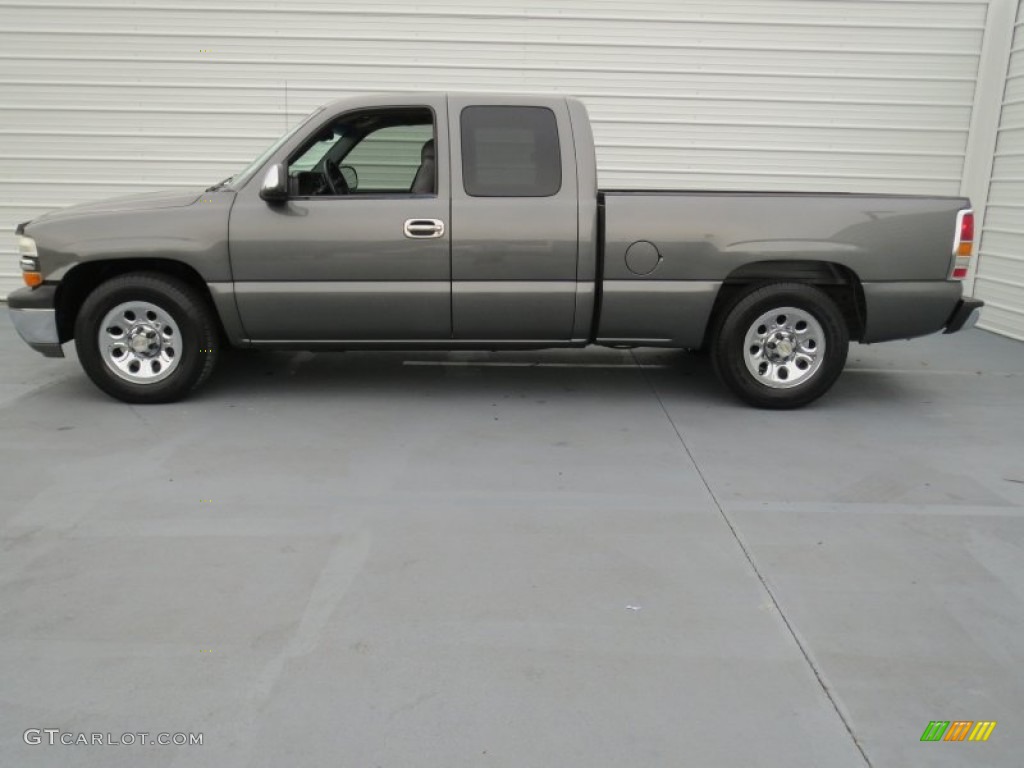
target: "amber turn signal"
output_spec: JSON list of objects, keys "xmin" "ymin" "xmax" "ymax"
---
[{"xmin": 23, "ymin": 271, "xmax": 42, "ymax": 287}]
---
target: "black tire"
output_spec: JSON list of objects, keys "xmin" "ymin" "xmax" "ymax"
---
[
  {"xmin": 710, "ymin": 282, "xmax": 848, "ymax": 409},
  {"xmin": 74, "ymin": 272, "xmax": 219, "ymax": 404}
]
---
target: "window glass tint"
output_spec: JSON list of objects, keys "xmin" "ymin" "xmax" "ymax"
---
[
  {"xmin": 461, "ymin": 106, "xmax": 561, "ymax": 197},
  {"xmin": 344, "ymin": 124, "xmax": 434, "ymax": 191},
  {"xmin": 287, "ymin": 108, "xmax": 434, "ymax": 196},
  {"xmin": 290, "ymin": 135, "xmax": 335, "ymax": 173}
]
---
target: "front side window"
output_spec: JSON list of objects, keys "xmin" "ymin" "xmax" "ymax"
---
[
  {"xmin": 460, "ymin": 106, "xmax": 561, "ymax": 197},
  {"xmin": 343, "ymin": 124, "xmax": 434, "ymax": 191},
  {"xmin": 287, "ymin": 107, "xmax": 435, "ymax": 196}
]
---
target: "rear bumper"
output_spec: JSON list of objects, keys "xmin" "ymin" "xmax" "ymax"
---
[
  {"xmin": 6, "ymin": 285, "xmax": 64, "ymax": 357},
  {"xmin": 943, "ymin": 297, "xmax": 984, "ymax": 334}
]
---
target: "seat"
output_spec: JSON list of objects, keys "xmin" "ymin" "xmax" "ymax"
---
[{"xmin": 410, "ymin": 139, "xmax": 436, "ymax": 194}]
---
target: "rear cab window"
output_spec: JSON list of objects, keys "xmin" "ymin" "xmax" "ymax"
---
[{"xmin": 460, "ymin": 106, "xmax": 561, "ymax": 197}]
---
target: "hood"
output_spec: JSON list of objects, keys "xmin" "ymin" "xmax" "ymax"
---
[{"xmin": 28, "ymin": 188, "xmax": 206, "ymax": 226}]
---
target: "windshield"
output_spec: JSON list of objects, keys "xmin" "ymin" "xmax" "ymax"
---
[{"xmin": 229, "ymin": 107, "xmax": 325, "ymax": 188}]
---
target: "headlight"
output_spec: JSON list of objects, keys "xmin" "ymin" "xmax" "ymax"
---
[{"xmin": 17, "ymin": 236, "xmax": 42, "ymax": 287}]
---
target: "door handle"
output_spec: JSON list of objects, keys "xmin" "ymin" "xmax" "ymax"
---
[{"xmin": 404, "ymin": 219, "xmax": 445, "ymax": 239}]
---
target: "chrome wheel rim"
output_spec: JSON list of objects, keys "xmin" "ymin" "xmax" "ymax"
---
[
  {"xmin": 99, "ymin": 301, "xmax": 182, "ymax": 384},
  {"xmin": 743, "ymin": 306, "xmax": 825, "ymax": 389}
]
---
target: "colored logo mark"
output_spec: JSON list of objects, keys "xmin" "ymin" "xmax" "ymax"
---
[{"xmin": 920, "ymin": 720, "xmax": 996, "ymax": 742}]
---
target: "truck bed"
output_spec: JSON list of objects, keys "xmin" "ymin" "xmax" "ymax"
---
[{"xmin": 594, "ymin": 190, "xmax": 968, "ymax": 347}]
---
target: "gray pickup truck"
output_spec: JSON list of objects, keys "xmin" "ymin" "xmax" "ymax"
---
[{"xmin": 9, "ymin": 92, "xmax": 982, "ymax": 408}]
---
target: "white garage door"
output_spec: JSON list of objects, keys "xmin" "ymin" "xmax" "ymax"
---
[
  {"xmin": 0, "ymin": 0, "xmax": 988, "ymax": 298},
  {"xmin": 975, "ymin": 3, "xmax": 1024, "ymax": 341}
]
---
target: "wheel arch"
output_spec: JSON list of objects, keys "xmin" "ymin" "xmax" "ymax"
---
[
  {"xmin": 704, "ymin": 260, "xmax": 866, "ymax": 347},
  {"xmin": 54, "ymin": 259, "xmax": 226, "ymax": 343}
]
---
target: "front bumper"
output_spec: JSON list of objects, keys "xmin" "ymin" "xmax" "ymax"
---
[
  {"xmin": 6, "ymin": 285, "xmax": 64, "ymax": 357},
  {"xmin": 944, "ymin": 297, "xmax": 984, "ymax": 334}
]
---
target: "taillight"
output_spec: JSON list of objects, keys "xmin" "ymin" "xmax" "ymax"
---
[
  {"xmin": 959, "ymin": 212, "xmax": 974, "ymax": 242},
  {"xmin": 951, "ymin": 209, "xmax": 973, "ymax": 280}
]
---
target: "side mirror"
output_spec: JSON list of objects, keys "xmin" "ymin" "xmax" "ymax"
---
[
  {"xmin": 340, "ymin": 165, "xmax": 358, "ymax": 191},
  {"xmin": 259, "ymin": 163, "xmax": 288, "ymax": 202}
]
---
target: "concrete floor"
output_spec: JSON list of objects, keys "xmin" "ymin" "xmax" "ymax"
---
[{"xmin": 1, "ymin": 312, "xmax": 1022, "ymax": 768}]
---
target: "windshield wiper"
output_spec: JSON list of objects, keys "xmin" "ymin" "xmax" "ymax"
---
[{"xmin": 205, "ymin": 176, "xmax": 233, "ymax": 192}]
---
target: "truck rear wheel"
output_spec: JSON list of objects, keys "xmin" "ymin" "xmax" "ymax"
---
[
  {"xmin": 74, "ymin": 272, "xmax": 219, "ymax": 403},
  {"xmin": 711, "ymin": 282, "xmax": 848, "ymax": 409}
]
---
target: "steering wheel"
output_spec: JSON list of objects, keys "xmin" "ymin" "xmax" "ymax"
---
[{"xmin": 323, "ymin": 159, "xmax": 349, "ymax": 196}]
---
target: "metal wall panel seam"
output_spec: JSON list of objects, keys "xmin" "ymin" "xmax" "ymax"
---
[{"xmin": 0, "ymin": 0, "xmax": 992, "ymax": 300}]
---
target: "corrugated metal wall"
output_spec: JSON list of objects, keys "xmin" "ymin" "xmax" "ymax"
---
[
  {"xmin": 0, "ymin": 0, "xmax": 990, "ymax": 299},
  {"xmin": 975, "ymin": 2, "xmax": 1024, "ymax": 340}
]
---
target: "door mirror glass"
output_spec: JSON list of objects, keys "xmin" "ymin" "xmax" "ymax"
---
[
  {"xmin": 340, "ymin": 165, "xmax": 358, "ymax": 191},
  {"xmin": 259, "ymin": 163, "xmax": 288, "ymax": 202}
]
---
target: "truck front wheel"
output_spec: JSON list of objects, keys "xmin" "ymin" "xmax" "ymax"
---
[
  {"xmin": 74, "ymin": 272, "xmax": 219, "ymax": 404},
  {"xmin": 711, "ymin": 282, "xmax": 848, "ymax": 409}
]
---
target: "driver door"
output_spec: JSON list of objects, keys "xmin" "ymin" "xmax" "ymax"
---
[{"xmin": 228, "ymin": 99, "xmax": 451, "ymax": 342}]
